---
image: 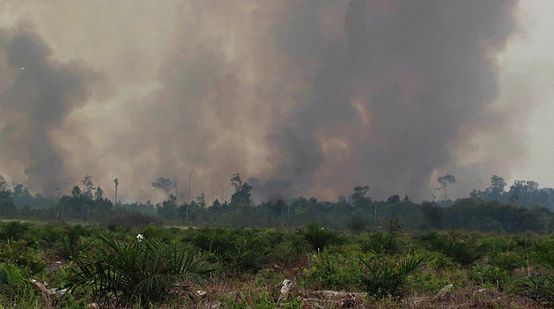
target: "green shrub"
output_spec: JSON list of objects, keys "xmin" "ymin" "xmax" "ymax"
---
[
  {"xmin": 301, "ymin": 223, "xmax": 340, "ymax": 252},
  {"xmin": 272, "ymin": 234, "xmax": 309, "ymax": 265},
  {"xmin": 60, "ymin": 225, "xmax": 88, "ymax": 260},
  {"xmin": 303, "ymin": 247, "xmax": 362, "ymax": 290},
  {"xmin": 408, "ymin": 265, "xmax": 471, "ymax": 295},
  {"xmin": 490, "ymin": 251, "xmax": 526, "ymax": 272},
  {"xmin": 0, "ymin": 263, "xmax": 26, "ymax": 290},
  {"xmin": 106, "ymin": 212, "xmax": 162, "ymax": 229},
  {"xmin": 533, "ymin": 244, "xmax": 554, "ymax": 271},
  {"xmin": 511, "ymin": 244, "xmax": 554, "ymax": 307},
  {"xmin": 184, "ymin": 228, "xmax": 298, "ymax": 274},
  {"xmin": 0, "ymin": 222, "xmax": 29, "ymax": 241},
  {"xmin": 359, "ymin": 232, "xmax": 399, "ymax": 254},
  {"xmin": 27, "ymin": 224, "xmax": 99, "ymax": 260},
  {"xmin": 0, "ymin": 240, "xmax": 46, "ymax": 274},
  {"xmin": 512, "ymin": 275, "xmax": 554, "ymax": 308},
  {"xmin": 141, "ymin": 223, "xmax": 174, "ymax": 241},
  {"xmin": 469, "ymin": 263, "xmax": 509, "ymax": 288},
  {"xmin": 360, "ymin": 254, "xmax": 424, "ymax": 299},
  {"xmin": 68, "ymin": 235, "xmax": 214, "ymax": 307},
  {"xmin": 0, "ymin": 263, "xmax": 35, "ymax": 304},
  {"xmin": 420, "ymin": 232, "xmax": 481, "ymax": 266},
  {"xmin": 422, "ymin": 251, "xmax": 455, "ymax": 270}
]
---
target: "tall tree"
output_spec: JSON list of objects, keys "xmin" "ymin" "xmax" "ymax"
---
[
  {"xmin": 0, "ymin": 175, "xmax": 16, "ymax": 217},
  {"xmin": 152, "ymin": 177, "xmax": 175, "ymax": 200},
  {"xmin": 508, "ymin": 180, "xmax": 539, "ymax": 206},
  {"xmin": 488, "ymin": 175, "xmax": 506, "ymax": 200},
  {"xmin": 230, "ymin": 173, "xmax": 252, "ymax": 206},
  {"xmin": 0, "ymin": 176, "xmax": 7, "ymax": 192},
  {"xmin": 351, "ymin": 185, "xmax": 370, "ymax": 207},
  {"xmin": 71, "ymin": 186, "xmax": 81, "ymax": 198},
  {"xmin": 437, "ymin": 174, "xmax": 456, "ymax": 200},
  {"xmin": 95, "ymin": 186, "xmax": 104, "ymax": 200},
  {"xmin": 81, "ymin": 175, "xmax": 95, "ymax": 199},
  {"xmin": 159, "ymin": 194, "xmax": 178, "ymax": 219},
  {"xmin": 196, "ymin": 192, "xmax": 206, "ymax": 208},
  {"xmin": 230, "ymin": 173, "xmax": 243, "ymax": 192},
  {"xmin": 490, "ymin": 175, "xmax": 506, "ymax": 192},
  {"xmin": 114, "ymin": 178, "xmax": 119, "ymax": 205}
]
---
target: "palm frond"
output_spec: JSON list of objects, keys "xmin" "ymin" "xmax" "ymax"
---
[{"xmin": 67, "ymin": 236, "xmax": 214, "ymax": 306}]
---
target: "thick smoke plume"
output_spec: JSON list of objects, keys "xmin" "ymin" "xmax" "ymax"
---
[
  {"xmin": 0, "ymin": 24, "xmax": 98, "ymax": 194},
  {"xmin": 269, "ymin": 0, "xmax": 520, "ymax": 199},
  {"xmin": 0, "ymin": 0, "xmax": 524, "ymax": 201}
]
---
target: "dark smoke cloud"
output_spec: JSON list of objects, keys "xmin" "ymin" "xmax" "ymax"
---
[
  {"xmin": 267, "ymin": 0, "xmax": 520, "ymax": 199},
  {"xmin": 0, "ymin": 24, "xmax": 98, "ymax": 194},
  {"xmin": 1, "ymin": 1, "xmax": 524, "ymax": 202}
]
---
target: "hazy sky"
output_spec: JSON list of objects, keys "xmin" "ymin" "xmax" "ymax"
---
[
  {"xmin": 0, "ymin": 1, "xmax": 552, "ymax": 202},
  {"xmin": 501, "ymin": 0, "xmax": 554, "ymax": 188}
]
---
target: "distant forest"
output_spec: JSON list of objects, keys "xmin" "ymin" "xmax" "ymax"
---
[{"xmin": 1, "ymin": 174, "xmax": 553, "ymax": 234}]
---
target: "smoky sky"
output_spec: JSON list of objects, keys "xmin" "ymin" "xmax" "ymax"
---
[
  {"xmin": 0, "ymin": 24, "xmax": 98, "ymax": 195},
  {"xmin": 0, "ymin": 0, "xmax": 527, "ymax": 201}
]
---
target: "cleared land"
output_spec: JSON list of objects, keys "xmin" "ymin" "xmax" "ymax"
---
[{"xmin": 0, "ymin": 221, "xmax": 552, "ymax": 308}]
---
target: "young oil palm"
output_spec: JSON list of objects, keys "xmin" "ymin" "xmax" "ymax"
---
[
  {"xmin": 359, "ymin": 254, "xmax": 425, "ymax": 299},
  {"xmin": 67, "ymin": 235, "xmax": 214, "ymax": 307}
]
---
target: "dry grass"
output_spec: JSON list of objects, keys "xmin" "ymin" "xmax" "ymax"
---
[{"xmin": 174, "ymin": 280, "xmax": 545, "ymax": 309}]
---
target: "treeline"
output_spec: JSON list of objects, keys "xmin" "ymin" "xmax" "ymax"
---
[
  {"xmin": 1, "ymin": 174, "xmax": 554, "ymax": 233},
  {"xmin": 471, "ymin": 175, "xmax": 554, "ymax": 209}
]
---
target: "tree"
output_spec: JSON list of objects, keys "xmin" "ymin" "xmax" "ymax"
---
[
  {"xmin": 196, "ymin": 192, "xmax": 206, "ymax": 208},
  {"xmin": 348, "ymin": 215, "xmax": 367, "ymax": 233},
  {"xmin": 387, "ymin": 194, "xmax": 401, "ymax": 203},
  {"xmin": 230, "ymin": 173, "xmax": 252, "ymax": 206},
  {"xmin": 0, "ymin": 175, "xmax": 16, "ymax": 217},
  {"xmin": 422, "ymin": 202, "xmax": 443, "ymax": 229},
  {"xmin": 95, "ymin": 186, "xmax": 104, "ymax": 200},
  {"xmin": 71, "ymin": 186, "xmax": 81, "ymax": 198},
  {"xmin": 437, "ymin": 174, "xmax": 456, "ymax": 200},
  {"xmin": 152, "ymin": 177, "xmax": 175, "ymax": 199},
  {"xmin": 508, "ymin": 180, "xmax": 539, "ymax": 207},
  {"xmin": 469, "ymin": 175, "xmax": 507, "ymax": 202},
  {"xmin": 114, "ymin": 178, "xmax": 119, "ymax": 205},
  {"xmin": 490, "ymin": 175, "xmax": 506, "ymax": 194},
  {"xmin": 211, "ymin": 199, "xmax": 221, "ymax": 208},
  {"xmin": 351, "ymin": 185, "xmax": 370, "ymax": 207},
  {"xmin": 12, "ymin": 183, "xmax": 34, "ymax": 208},
  {"xmin": 81, "ymin": 175, "xmax": 95, "ymax": 199},
  {"xmin": 159, "ymin": 194, "xmax": 178, "ymax": 219},
  {"xmin": 0, "ymin": 175, "xmax": 8, "ymax": 192},
  {"xmin": 230, "ymin": 173, "xmax": 243, "ymax": 192}
]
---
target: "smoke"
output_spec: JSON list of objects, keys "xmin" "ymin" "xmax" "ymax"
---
[
  {"xmin": 0, "ymin": 0, "xmax": 526, "ymax": 201},
  {"xmin": 268, "ymin": 0, "xmax": 521, "ymax": 199},
  {"xmin": 0, "ymin": 23, "xmax": 99, "ymax": 194}
]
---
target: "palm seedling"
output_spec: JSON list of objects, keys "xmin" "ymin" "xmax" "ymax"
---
[
  {"xmin": 512, "ymin": 245, "xmax": 554, "ymax": 307},
  {"xmin": 359, "ymin": 254, "xmax": 425, "ymax": 299},
  {"xmin": 67, "ymin": 235, "xmax": 215, "ymax": 307}
]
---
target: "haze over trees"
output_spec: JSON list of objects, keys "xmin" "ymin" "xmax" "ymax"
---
[
  {"xmin": 471, "ymin": 175, "xmax": 554, "ymax": 209},
  {"xmin": 0, "ymin": 1, "xmax": 536, "ymax": 204},
  {"xmin": 1, "ymin": 173, "xmax": 553, "ymax": 234}
]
